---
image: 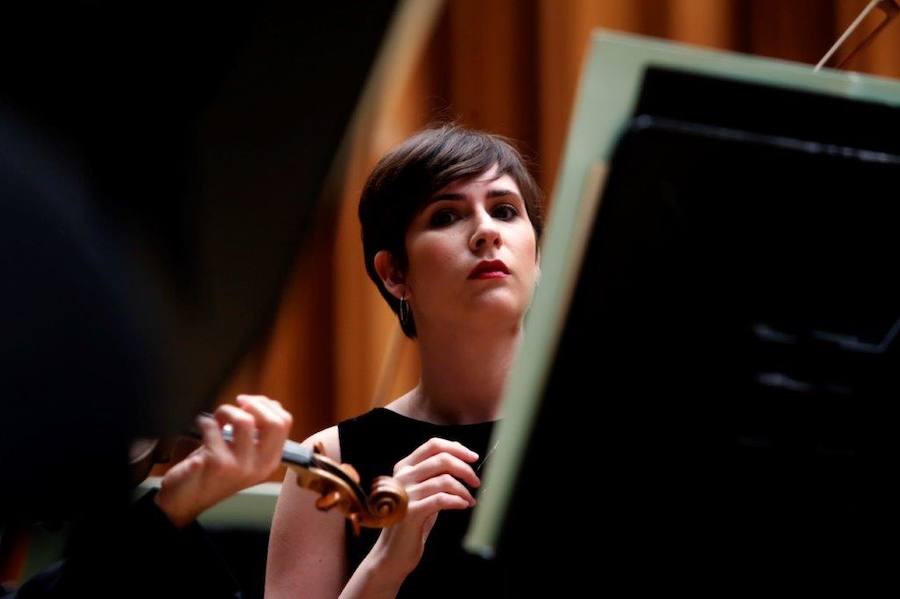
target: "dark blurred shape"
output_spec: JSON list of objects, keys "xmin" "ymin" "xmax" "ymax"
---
[
  {"xmin": 1, "ymin": 0, "xmax": 397, "ymax": 520},
  {"xmin": 0, "ymin": 110, "xmax": 142, "ymax": 520},
  {"xmin": 500, "ymin": 68, "xmax": 899, "ymax": 587}
]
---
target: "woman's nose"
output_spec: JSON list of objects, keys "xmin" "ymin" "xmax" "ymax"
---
[{"xmin": 469, "ymin": 211, "xmax": 502, "ymax": 252}]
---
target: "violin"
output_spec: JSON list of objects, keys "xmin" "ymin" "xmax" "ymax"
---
[
  {"xmin": 278, "ymin": 438, "xmax": 408, "ymax": 535},
  {"xmin": 129, "ymin": 414, "xmax": 407, "ymax": 535}
]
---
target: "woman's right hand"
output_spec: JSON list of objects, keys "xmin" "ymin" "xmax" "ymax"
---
[{"xmin": 360, "ymin": 437, "xmax": 480, "ymax": 586}]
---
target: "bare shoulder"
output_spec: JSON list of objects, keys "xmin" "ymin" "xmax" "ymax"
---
[
  {"xmin": 302, "ymin": 424, "xmax": 341, "ymax": 462},
  {"xmin": 276, "ymin": 425, "xmax": 341, "ymax": 505},
  {"xmin": 268, "ymin": 425, "xmax": 347, "ymax": 596}
]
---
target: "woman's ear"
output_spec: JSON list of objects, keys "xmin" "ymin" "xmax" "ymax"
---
[{"xmin": 374, "ymin": 250, "xmax": 407, "ymax": 300}]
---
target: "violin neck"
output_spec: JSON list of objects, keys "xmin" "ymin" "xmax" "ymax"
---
[{"xmin": 282, "ymin": 439, "xmax": 314, "ymax": 469}]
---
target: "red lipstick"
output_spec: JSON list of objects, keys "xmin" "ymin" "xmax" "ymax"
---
[{"xmin": 468, "ymin": 260, "xmax": 510, "ymax": 280}]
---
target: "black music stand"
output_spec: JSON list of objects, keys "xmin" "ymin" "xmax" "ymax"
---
[{"xmin": 494, "ymin": 66, "xmax": 900, "ymax": 589}]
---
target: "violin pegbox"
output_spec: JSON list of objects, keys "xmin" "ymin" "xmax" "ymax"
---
[{"xmin": 290, "ymin": 440, "xmax": 408, "ymax": 536}]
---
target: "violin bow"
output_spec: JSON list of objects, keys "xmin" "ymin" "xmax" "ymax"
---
[{"xmin": 815, "ymin": 0, "xmax": 900, "ymax": 71}]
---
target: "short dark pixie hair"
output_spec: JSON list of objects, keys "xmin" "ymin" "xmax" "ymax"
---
[{"xmin": 358, "ymin": 124, "xmax": 544, "ymax": 338}]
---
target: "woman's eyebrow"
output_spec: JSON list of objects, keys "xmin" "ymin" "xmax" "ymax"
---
[
  {"xmin": 486, "ymin": 189, "xmax": 520, "ymax": 199},
  {"xmin": 429, "ymin": 189, "xmax": 520, "ymax": 203},
  {"xmin": 429, "ymin": 192, "xmax": 467, "ymax": 202}
]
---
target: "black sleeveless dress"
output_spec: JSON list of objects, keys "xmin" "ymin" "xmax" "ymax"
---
[{"xmin": 338, "ymin": 408, "xmax": 508, "ymax": 598}]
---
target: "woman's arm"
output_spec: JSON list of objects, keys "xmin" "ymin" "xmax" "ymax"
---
[
  {"xmin": 340, "ymin": 438, "xmax": 481, "ymax": 598},
  {"xmin": 266, "ymin": 426, "xmax": 347, "ymax": 599},
  {"xmin": 267, "ymin": 433, "xmax": 480, "ymax": 599}
]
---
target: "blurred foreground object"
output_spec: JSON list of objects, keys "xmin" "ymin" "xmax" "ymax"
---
[{"xmin": 0, "ymin": 0, "xmax": 398, "ymax": 520}]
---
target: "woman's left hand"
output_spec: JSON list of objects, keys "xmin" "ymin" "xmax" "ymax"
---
[{"xmin": 154, "ymin": 394, "xmax": 293, "ymax": 528}]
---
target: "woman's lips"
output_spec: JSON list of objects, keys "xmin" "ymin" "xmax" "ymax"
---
[{"xmin": 468, "ymin": 260, "xmax": 510, "ymax": 279}]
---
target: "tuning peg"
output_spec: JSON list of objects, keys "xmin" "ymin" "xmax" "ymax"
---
[
  {"xmin": 349, "ymin": 512, "xmax": 361, "ymax": 536},
  {"xmin": 315, "ymin": 490, "xmax": 341, "ymax": 511}
]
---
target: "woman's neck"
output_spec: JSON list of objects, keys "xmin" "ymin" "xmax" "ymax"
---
[{"xmin": 390, "ymin": 319, "xmax": 522, "ymax": 425}]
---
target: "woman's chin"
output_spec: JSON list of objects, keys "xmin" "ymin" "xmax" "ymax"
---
[{"xmin": 465, "ymin": 294, "xmax": 527, "ymax": 323}]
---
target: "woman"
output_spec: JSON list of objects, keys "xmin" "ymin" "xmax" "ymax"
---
[{"xmin": 266, "ymin": 125, "xmax": 543, "ymax": 598}]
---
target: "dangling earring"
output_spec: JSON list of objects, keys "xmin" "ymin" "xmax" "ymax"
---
[{"xmin": 399, "ymin": 295, "xmax": 409, "ymax": 327}]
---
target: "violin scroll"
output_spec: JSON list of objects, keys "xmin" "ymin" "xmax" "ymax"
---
[
  {"xmin": 292, "ymin": 442, "xmax": 408, "ymax": 535},
  {"xmin": 366, "ymin": 476, "xmax": 407, "ymax": 527}
]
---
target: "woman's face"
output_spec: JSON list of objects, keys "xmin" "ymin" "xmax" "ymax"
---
[{"xmin": 400, "ymin": 165, "xmax": 539, "ymax": 334}]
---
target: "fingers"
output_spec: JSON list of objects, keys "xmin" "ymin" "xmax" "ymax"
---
[
  {"xmin": 236, "ymin": 394, "xmax": 292, "ymax": 424},
  {"xmin": 395, "ymin": 451, "xmax": 480, "ymax": 489},
  {"xmin": 209, "ymin": 395, "xmax": 292, "ymax": 479},
  {"xmin": 195, "ymin": 414, "xmax": 227, "ymax": 456},
  {"xmin": 389, "ymin": 438, "xmax": 481, "ymax": 529},
  {"xmin": 235, "ymin": 394, "xmax": 292, "ymax": 463},
  {"xmin": 394, "ymin": 438, "xmax": 478, "ymax": 473},
  {"xmin": 407, "ymin": 473, "xmax": 476, "ymax": 507},
  {"xmin": 214, "ymin": 404, "xmax": 256, "ymax": 458},
  {"xmin": 412, "ymin": 492, "xmax": 471, "ymax": 517}
]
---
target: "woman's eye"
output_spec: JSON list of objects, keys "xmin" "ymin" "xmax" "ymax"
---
[
  {"xmin": 492, "ymin": 204, "xmax": 518, "ymax": 221},
  {"xmin": 429, "ymin": 210, "xmax": 459, "ymax": 228}
]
